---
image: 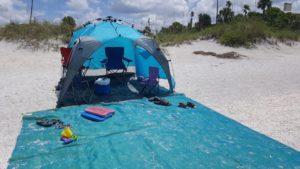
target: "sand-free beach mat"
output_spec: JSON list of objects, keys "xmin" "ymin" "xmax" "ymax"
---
[{"xmin": 8, "ymin": 94, "xmax": 300, "ymax": 168}]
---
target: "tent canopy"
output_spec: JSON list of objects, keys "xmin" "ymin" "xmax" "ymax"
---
[{"xmin": 58, "ymin": 19, "xmax": 175, "ymax": 103}]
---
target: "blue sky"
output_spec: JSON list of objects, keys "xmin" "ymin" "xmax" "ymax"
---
[{"xmin": 1, "ymin": 0, "xmax": 300, "ymax": 30}]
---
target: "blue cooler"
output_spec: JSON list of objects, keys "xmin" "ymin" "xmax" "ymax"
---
[{"xmin": 95, "ymin": 78, "xmax": 111, "ymax": 95}]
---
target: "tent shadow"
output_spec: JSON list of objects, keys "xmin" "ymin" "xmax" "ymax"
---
[{"xmin": 57, "ymin": 73, "xmax": 170, "ymax": 107}]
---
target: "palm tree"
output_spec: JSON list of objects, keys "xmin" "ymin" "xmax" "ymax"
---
[
  {"xmin": 243, "ymin": 4, "xmax": 250, "ymax": 16},
  {"xmin": 189, "ymin": 11, "xmax": 194, "ymax": 29},
  {"xmin": 218, "ymin": 0, "xmax": 234, "ymax": 23},
  {"xmin": 226, "ymin": 0, "xmax": 232, "ymax": 8},
  {"xmin": 257, "ymin": 0, "xmax": 272, "ymax": 14}
]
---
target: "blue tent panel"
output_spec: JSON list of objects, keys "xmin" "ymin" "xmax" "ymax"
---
[
  {"xmin": 69, "ymin": 25, "xmax": 95, "ymax": 48},
  {"xmin": 135, "ymin": 47, "xmax": 167, "ymax": 79},
  {"xmin": 70, "ymin": 22, "xmax": 142, "ymax": 48}
]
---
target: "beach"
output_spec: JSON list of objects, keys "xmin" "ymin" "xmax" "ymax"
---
[
  {"xmin": 166, "ymin": 40, "xmax": 300, "ymax": 151},
  {"xmin": 1, "ymin": 40, "xmax": 300, "ymax": 168},
  {"xmin": 0, "ymin": 41, "xmax": 61, "ymax": 168}
]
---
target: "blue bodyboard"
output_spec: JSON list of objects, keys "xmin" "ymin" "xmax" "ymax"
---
[{"xmin": 81, "ymin": 112, "xmax": 113, "ymax": 122}]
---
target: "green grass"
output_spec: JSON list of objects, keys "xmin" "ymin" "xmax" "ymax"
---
[
  {"xmin": 271, "ymin": 29, "xmax": 300, "ymax": 41},
  {"xmin": 157, "ymin": 17, "xmax": 300, "ymax": 47},
  {"xmin": 156, "ymin": 31, "xmax": 203, "ymax": 46},
  {"xmin": 0, "ymin": 21, "xmax": 70, "ymax": 50},
  {"xmin": 1, "ymin": 18, "xmax": 299, "ymax": 49},
  {"xmin": 0, "ymin": 22, "xmax": 61, "ymax": 40}
]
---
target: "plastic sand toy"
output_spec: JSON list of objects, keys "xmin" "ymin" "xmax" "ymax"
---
[{"xmin": 60, "ymin": 127, "xmax": 78, "ymax": 144}]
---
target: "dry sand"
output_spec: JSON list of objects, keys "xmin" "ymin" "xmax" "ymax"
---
[
  {"xmin": 0, "ymin": 41, "xmax": 61, "ymax": 168},
  {"xmin": 0, "ymin": 40, "xmax": 300, "ymax": 168}
]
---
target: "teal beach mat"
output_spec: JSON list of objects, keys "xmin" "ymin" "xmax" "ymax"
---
[{"xmin": 8, "ymin": 94, "xmax": 300, "ymax": 168}]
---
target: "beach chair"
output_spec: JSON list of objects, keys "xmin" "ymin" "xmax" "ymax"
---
[
  {"xmin": 140, "ymin": 67, "xmax": 160, "ymax": 94},
  {"xmin": 60, "ymin": 47, "xmax": 72, "ymax": 67},
  {"xmin": 101, "ymin": 47, "xmax": 132, "ymax": 77},
  {"xmin": 55, "ymin": 47, "xmax": 72, "ymax": 92},
  {"xmin": 60, "ymin": 46, "xmax": 93, "ymax": 76},
  {"xmin": 71, "ymin": 73, "xmax": 93, "ymax": 104}
]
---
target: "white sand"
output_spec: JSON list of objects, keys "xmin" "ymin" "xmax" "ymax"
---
[
  {"xmin": 0, "ymin": 41, "xmax": 61, "ymax": 168},
  {"xmin": 0, "ymin": 40, "xmax": 300, "ymax": 168}
]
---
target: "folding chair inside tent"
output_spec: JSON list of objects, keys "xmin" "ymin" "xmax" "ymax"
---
[
  {"xmin": 140, "ymin": 66, "xmax": 160, "ymax": 94},
  {"xmin": 60, "ymin": 47, "xmax": 90, "ymax": 76},
  {"xmin": 101, "ymin": 47, "xmax": 132, "ymax": 76},
  {"xmin": 71, "ymin": 73, "xmax": 94, "ymax": 104},
  {"xmin": 56, "ymin": 47, "xmax": 72, "ymax": 92},
  {"xmin": 59, "ymin": 47, "xmax": 93, "ymax": 103},
  {"xmin": 60, "ymin": 47, "xmax": 72, "ymax": 67}
]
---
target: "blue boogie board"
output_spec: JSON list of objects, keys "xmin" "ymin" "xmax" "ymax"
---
[{"xmin": 81, "ymin": 112, "xmax": 113, "ymax": 122}]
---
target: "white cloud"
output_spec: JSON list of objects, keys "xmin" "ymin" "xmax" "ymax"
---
[
  {"xmin": 53, "ymin": 17, "xmax": 61, "ymax": 24},
  {"xmin": 66, "ymin": 0, "xmax": 89, "ymax": 11},
  {"xmin": 88, "ymin": 0, "xmax": 101, "ymax": 4},
  {"xmin": 191, "ymin": 0, "xmax": 216, "ymax": 22},
  {"xmin": 34, "ymin": 11, "xmax": 46, "ymax": 18},
  {"xmin": 83, "ymin": 7, "xmax": 101, "ymax": 21},
  {"xmin": 1, "ymin": 0, "xmax": 300, "ymax": 28},
  {"xmin": 293, "ymin": 1, "xmax": 300, "ymax": 13},
  {"xmin": 109, "ymin": 0, "xmax": 273, "ymax": 29},
  {"xmin": 110, "ymin": 0, "xmax": 189, "ymax": 30},
  {"xmin": 0, "ymin": 0, "xmax": 28, "ymax": 24},
  {"xmin": 111, "ymin": 0, "xmax": 188, "ymax": 16},
  {"xmin": 66, "ymin": 0, "xmax": 100, "ymax": 11},
  {"xmin": 63, "ymin": 0, "xmax": 102, "ymax": 25}
]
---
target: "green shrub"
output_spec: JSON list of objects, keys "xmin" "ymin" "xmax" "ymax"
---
[
  {"xmin": 271, "ymin": 29, "xmax": 300, "ymax": 41},
  {"xmin": 218, "ymin": 1, "xmax": 235, "ymax": 23},
  {"xmin": 61, "ymin": 16, "xmax": 76, "ymax": 38},
  {"xmin": 195, "ymin": 13, "xmax": 211, "ymax": 30},
  {"xmin": 227, "ymin": 19, "xmax": 263, "ymax": 45},
  {"xmin": 265, "ymin": 7, "xmax": 285, "ymax": 28},
  {"xmin": 0, "ymin": 21, "xmax": 61, "ymax": 41},
  {"xmin": 160, "ymin": 22, "xmax": 186, "ymax": 34},
  {"xmin": 289, "ymin": 14, "xmax": 300, "ymax": 31},
  {"xmin": 0, "ymin": 16, "xmax": 76, "ymax": 48},
  {"xmin": 265, "ymin": 8, "xmax": 300, "ymax": 30},
  {"xmin": 157, "ymin": 16, "xmax": 299, "ymax": 47},
  {"xmin": 157, "ymin": 31, "xmax": 202, "ymax": 46}
]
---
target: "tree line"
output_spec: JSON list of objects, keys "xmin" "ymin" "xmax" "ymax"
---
[{"xmin": 151, "ymin": 0, "xmax": 300, "ymax": 35}]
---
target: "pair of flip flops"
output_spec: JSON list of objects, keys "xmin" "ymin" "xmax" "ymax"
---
[
  {"xmin": 148, "ymin": 96, "xmax": 171, "ymax": 106},
  {"xmin": 178, "ymin": 102, "xmax": 196, "ymax": 109},
  {"xmin": 36, "ymin": 119, "xmax": 70, "ymax": 129}
]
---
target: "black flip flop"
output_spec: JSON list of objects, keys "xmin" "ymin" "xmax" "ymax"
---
[
  {"xmin": 148, "ymin": 96, "xmax": 161, "ymax": 102},
  {"xmin": 178, "ymin": 102, "xmax": 187, "ymax": 108},
  {"xmin": 36, "ymin": 119, "xmax": 54, "ymax": 127},
  {"xmin": 186, "ymin": 102, "xmax": 196, "ymax": 108},
  {"xmin": 154, "ymin": 98, "xmax": 171, "ymax": 106}
]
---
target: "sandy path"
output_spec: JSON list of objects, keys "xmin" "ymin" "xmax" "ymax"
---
[
  {"xmin": 166, "ymin": 40, "xmax": 300, "ymax": 152},
  {"xmin": 0, "ymin": 41, "xmax": 61, "ymax": 168}
]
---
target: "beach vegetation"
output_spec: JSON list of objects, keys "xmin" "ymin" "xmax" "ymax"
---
[
  {"xmin": 257, "ymin": 0, "xmax": 272, "ymax": 14},
  {"xmin": 60, "ymin": 16, "xmax": 76, "ymax": 43},
  {"xmin": 217, "ymin": 1, "xmax": 235, "ymax": 23},
  {"xmin": 243, "ymin": 5, "xmax": 250, "ymax": 16},
  {"xmin": 0, "ymin": 0, "xmax": 299, "ymax": 48},
  {"xmin": 195, "ymin": 14, "xmax": 211, "ymax": 30},
  {"xmin": 157, "ymin": 0, "xmax": 300, "ymax": 47},
  {"xmin": 0, "ymin": 16, "xmax": 76, "ymax": 49}
]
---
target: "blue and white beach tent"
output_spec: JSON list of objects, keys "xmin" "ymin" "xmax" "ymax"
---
[{"xmin": 58, "ymin": 17, "xmax": 175, "ymax": 103}]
